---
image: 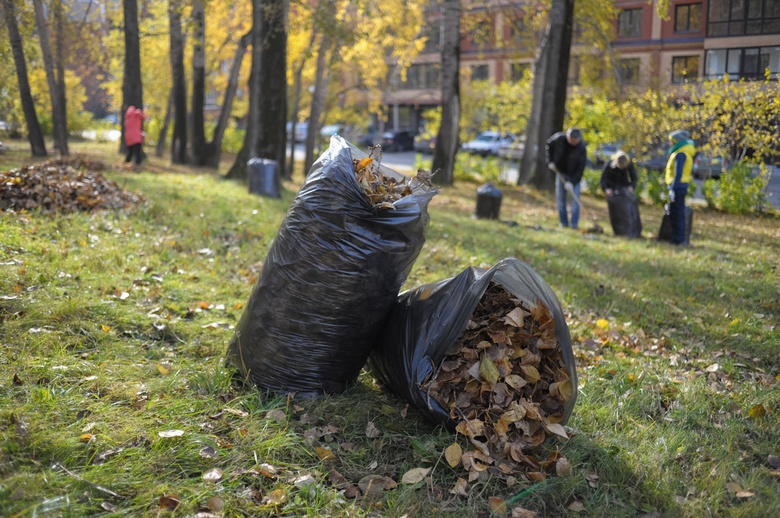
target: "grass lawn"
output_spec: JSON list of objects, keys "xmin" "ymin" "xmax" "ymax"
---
[{"xmin": 1, "ymin": 139, "xmax": 778, "ymax": 517}]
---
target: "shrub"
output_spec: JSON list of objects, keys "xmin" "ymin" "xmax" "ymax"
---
[
  {"xmin": 639, "ymin": 167, "xmax": 665, "ymax": 206},
  {"xmin": 706, "ymin": 162, "xmax": 770, "ymax": 214},
  {"xmin": 581, "ymin": 167, "xmax": 602, "ymax": 196}
]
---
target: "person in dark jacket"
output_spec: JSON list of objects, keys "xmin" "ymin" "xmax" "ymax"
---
[
  {"xmin": 546, "ymin": 128, "xmax": 587, "ymax": 229},
  {"xmin": 600, "ymin": 151, "xmax": 637, "ymax": 197}
]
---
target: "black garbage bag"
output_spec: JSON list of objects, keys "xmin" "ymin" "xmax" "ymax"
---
[
  {"xmin": 225, "ymin": 136, "xmax": 436, "ymax": 396},
  {"xmin": 658, "ymin": 204, "xmax": 693, "ymax": 244},
  {"xmin": 369, "ymin": 257, "xmax": 578, "ymax": 429},
  {"xmin": 607, "ymin": 190, "xmax": 642, "ymax": 237}
]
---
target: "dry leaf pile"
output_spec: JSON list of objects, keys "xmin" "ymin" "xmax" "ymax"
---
[
  {"xmin": 0, "ymin": 156, "xmax": 143, "ymax": 213},
  {"xmin": 353, "ymin": 146, "xmax": 433, "ymax": 210},
  {"xmin": 421, "ymin": 282, "xmax": 573, "ymax": 479}
]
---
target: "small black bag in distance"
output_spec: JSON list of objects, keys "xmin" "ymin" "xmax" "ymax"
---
[
  {"xmin": 658, "ymin": 204, "xmax": 693, "ymax": 244},
  {"xmin": 607, "ymin": 190, "xmax": 642, "ymax": 237},
  {"xmin": 226, "ymin": 136, "xmax": 436, "ymax": 396}
]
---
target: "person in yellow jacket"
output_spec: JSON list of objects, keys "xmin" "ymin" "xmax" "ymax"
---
[{"xmin": 665, "ymin": 129, "xmax": 696, "ymax": 245}]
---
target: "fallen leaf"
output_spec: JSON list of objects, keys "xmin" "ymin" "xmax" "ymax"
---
[
  {"xmin": 101, "ymin": 502, "xmax": 118, "ymax": 512},
  {"xmin": 205, "ymin": 496, "xmax": 224, "ymax": 512},
  {"xmin": 489, "ymin": 496, "xmax": 507, "ymax": 514},
  {"xmin": 294, "ymin": 474, "xmax": 316, "ymax": 488},
  {"xmin": 401, "ymin": 467, "xmax": 431, "ymax": 485},
  {"xmin": 199, "ymin": 446, "xmax": 218, "ymax": 459},
  {"xmin": 544, "ymin": 422, "xmax": 569, "ymax": 440},
  {"xmin": 511, "ymin": 507, "xmax": 537, "ymax": 518},
  {"xmin": 266, "ymin": 409, "xmax": 286, "ymax": 422},
  {"xmin": 736, "ymin": 490, "xmax": 754, "ymax": 498},
  {"xmin": 202, "ymin": 468, "xmax": 223, "ymax": 482},
  {"xmin": 556, "ymin": 456, "xmax": 571, "ymax": 477},
  {"xmin": 315, "ymin": 446, "xmax": 336, "ymax": 460},
  {"xmin": 80, "ymin": 433, "xmax": 93, "ymax": 442},
  {"xmin": 101, "ymin": 324, "xmax": 110, "ymax": 333},
  {"xmin": 365, "ymin": 421, "xmax": 380, "ymax": 438},
  {"xmin": 725, "ymin": 482, "xmax": 742, "ymax": 493},
  {"xmin": 568, "ymin": 501, "xmax": 585, "ymax": 512},
  {"xmin": 224, "ymin": 408, "xmax": 249, "ymax": 418},
  {"xmin": 159, "ymin": 495, "xmax": 180, "ymax": 511},
  {"xmin": 445, "ymin": 443, "xmax": 463, "ymax": 468},
  {"xmin": 596, "ymin": 319, "xmax": 608, "ymax": 329},
  {"xmin": 748, "ymin": 404, "xmax": 767, "ymax": 418},
  {"xmin": 451, "ymin": 477, "xmax": 468, "ymax": 496},
  {"xmin": 558, "ymin": 379, "xmax": 573, "ymax": 401},
  {"xmin": 258, "ymin": 463, "xmax": 277, "ymax": 478},
  {"xmin": 158, "ymin": 362, "xmax": 173, "ymax": 375},
  {"xmin": 158, "ymin": 429, "xmax": 185, "ymax": 438},
  {"xmin": 264, "ymin": 489, "xmax": 286, "ymax": 506}
]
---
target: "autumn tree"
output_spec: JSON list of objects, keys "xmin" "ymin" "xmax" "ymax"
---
[
  {"xmin": 432, "ymin": 0, "xmax": 461, "ymax": 185},
  {"xmin": 169, "ymin": 0, "xmax": 188, "ymax": 164},
  {"xmin": 121, "ymin": 0, "xmax": 143, "ymax": 154},
  {"xmin": 32, "ymin": 0, "xmax": 68, "ymax": 155},
  {"xmin": 2, "ymin": 0, "xmax": 47, "ymax": 156}
]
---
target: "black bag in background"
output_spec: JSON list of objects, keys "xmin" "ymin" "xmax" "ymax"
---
[
  {"xmin": 369, "ymin": 257, "xmax": 578, "ymax": 429},
  {"xmin": 607, "ymin": 190, "xmax": 642, "ymax": 237},
  {"xmin": 658, "ymin": 204, "xmax": 693, "ymax": 244},
  {"xmin": 225, "ymin": 136, "xmax": 436, "ymax": 396}
]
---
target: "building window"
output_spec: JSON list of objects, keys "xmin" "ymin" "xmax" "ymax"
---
[
  {"xmin": 675, "ymin": 3, "xmax": 703, "ymax": 32},
  {"xmin": 619, "ymin": 58, "xmax": 641, "ymax": 85},
  {"xmin": 672, "ymin": 56, "xmax": 699, "ymax": 83},
  {"xmin": 471, "ymin": 64, "xmax": 489, "ymax": 81},
  {"xmin": 708, "ymin": 0, "xmax": 780, "ymax": 36},
  {"xmin": 399, "ymin": 64, "xmax": 441, "ymax": 90},
  {"xmin": 511, "ymin": 62, "xmax": 531, "ymax": 81},
  {"xmin": 618, "ymin": 8, "xmax": 643, "ymax": 37},
  {"xmin": 705, "ymin": 46, "xmax": 780, "ymax": 79}
]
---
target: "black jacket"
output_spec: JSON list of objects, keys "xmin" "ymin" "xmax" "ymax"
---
[
  {"xmin": 600, "ymin": 159, "xmax": 638, "ymax": 193},
  {"xmin": 545, "ymin": 132, "xmax": 587, "ymax": 185}
]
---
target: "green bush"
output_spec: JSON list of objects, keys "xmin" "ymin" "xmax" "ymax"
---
[
  {"xmin": 705, "ymin": 162, "xmax": 770, "ymax": 214},
  {"xmin": 581, "ymin": 167, "xmax": 602, "ymax": 196},
  {"xmin": 414, "ymin": 153, "xmax": 502, "ymax": 184},
  {"xmin": 638, "ymin": 167, "xmax": 665, "ymax": 206}
]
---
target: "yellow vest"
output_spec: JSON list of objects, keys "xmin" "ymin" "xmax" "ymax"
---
[{"xmin": 665, "ymin": 142, "xmax": 695, "ymax": 185}]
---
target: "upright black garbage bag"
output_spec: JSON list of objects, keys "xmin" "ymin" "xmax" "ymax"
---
[
  {"xmin": 607, "ymin": 190, "xmax": 642, "ymax": 237},
  {"xmin": 226, "ymin": 136, "xmax": 436, "ymax": 396},
  {"xmin": 369, "ymin": 257, "xmax": 578, "ymax": 429},
  {"xmin": 658, "ymin": 204, "xmax": 693, "ymax": 244}
]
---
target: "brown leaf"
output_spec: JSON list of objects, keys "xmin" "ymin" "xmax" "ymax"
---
[
  {"xmin": 748, "ymin": 404, "xmax": 767, "ymax": 418},
  {"xmin": 263, "ymin": 489, "xmax": 286, "ymax": 506},
  {"xmin": 520, "ymin": 365, "xmax": 541, "ymax": 384},
  {"xmin": 488, "ymin": 496, "xmax": 507, "ymax": 515},
  {"xmin": 450, "ymin": 477, "xmax": 468, "ymax": 496},
  {"xmin": 315, "ymin": 446, "xmax": 336, "ymax": 460},
  {"xmin": 736, "ymin": 490, "xmax": 754, "ymax": 498},
  {"xmin": 455, "ymin": 419, "xmax": 485, "ymax": 437},
  {"xmin": 365, "ymin": 421, "xmax": 380, "ymax": 438},
  {"xmin": 511, "ymin": 507, "xmax": 537, "ymax": 518},
  {"xmin": 266, "ymin": 409, "xmax": 286, "ymax": 422},
  {"xmin": 568, "ymin": 501, "xmax": 585, "ymax": 512},
  {"xmin": 258, "ymin": 463, "xmax": 277, "ymax": 478},
  {"xmin": 202, "ymin": 468, "xmax": 223, "ymax": 483},
  {"xmin": 159, "ymin": 495, "xmax": 180, "ymax": 511},
  {"xmin": 544, "ymin": 422, "xmax": 569, "ymax": 440},
  {"xmin": 505, "ymin": 307, "xmax": 530, "ymax": 327},
  {"xmin": 557, "ymin": 379, "xmax": 573, "ymax": 401},
  {"xmin": 199, "ymin": 446, "xmax": 218, "ymax": 459},
  {"xmin": 555, "ymin": 456, "xmax": 572, "ymax": 477}
]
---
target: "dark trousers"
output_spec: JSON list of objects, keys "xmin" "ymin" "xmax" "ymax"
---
[
  {"xmin": 125, "ymin": 143, "xmax": 143, "ymax": 164},
  {"xmin": 669, "ymin": 184, "xmax": 689, "ymax": 244}
]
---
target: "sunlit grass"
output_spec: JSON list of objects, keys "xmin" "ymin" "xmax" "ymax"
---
[{"xmin": 1, "ymin": 148, "xmax": 778, "ymax": 517}]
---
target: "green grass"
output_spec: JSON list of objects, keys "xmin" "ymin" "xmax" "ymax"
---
[{"xmin": 1, "ymin": 141, "xmax": 778, "ymax": 517}]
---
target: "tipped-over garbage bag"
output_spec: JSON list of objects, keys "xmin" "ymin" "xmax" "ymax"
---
[
  {"xmin": 225, "ymin": 135, "xmax": 436, "ymax": 396},
  {"xmin": 369, "ymin": 257, "xmax": 578, "ymax": 429}
]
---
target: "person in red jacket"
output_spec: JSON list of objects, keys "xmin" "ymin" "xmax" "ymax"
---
[{"xmin": 124, "ymin": 105, "xmax": 146, "ymax": 165}]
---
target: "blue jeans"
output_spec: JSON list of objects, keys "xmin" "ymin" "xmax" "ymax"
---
[
  {"xmin": 555, "ymin": 176, "xmax": 581, "ymax": 228},
  {"xmin": 669, "ymin": 183, "xmax": 689, "ymax": 244}
]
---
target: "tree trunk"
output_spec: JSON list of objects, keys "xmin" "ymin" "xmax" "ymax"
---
[
  {"xmin": 32, "ymin": 0, "xmax": 68, "ymax": 155},
  {"xmin": 518, "ymin": 35, "xmax": 548, "ymax": 186},
  {"xmin": 286, "ymin": 29, "xmax": 317, "ymax": 179},
  {"xmin": 156, "ymin": 88, "xmax": 173, "ymax": 157},
  {"xmin": 432, "ymin": 0, "xmax": 461, "ymax": 185},
  {"xmin": 2, "ymin": 0, "xmax": 47, "ymax": 156},
  {"xmin": 190, "ymin": 0, "xmax": 207, "ymax": 165},
  {"xmin": 203, "ymin": 30, "xmax": 251, "ymax": 168},
  {"xmin": 121, "ymin": 0, "xmax": 143, "ymax": 155},
  {"xmin": 52, "ymin": 0, "xmax": 69, "ymax": 155},
  {"xmin": 225, "ymin": 0, "xmax": 263, "ymax": 181},
  {"xmin": 253, "ymin": 0, "xmax": 288, "ymax": 173},
  {"xmin": 528, "ymin": 0, "xmax": 575, "ymax": 192},
  {"xmin": 304, "ymin": 25, "xmax": 333, "ymax": 176},
  {"xmin": 169, "ymin": 0, "xmax": 189, "ymax": 164}
]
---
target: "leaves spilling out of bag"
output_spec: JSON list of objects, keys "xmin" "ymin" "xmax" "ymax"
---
[
  {"xmin": 421, "ymin": 282, "xmax": 572, "ymax": 477},
  {"xmin": 353, "ymin": 146, "xmax": 433, "ymax": 210},
  {"xmin": 0, "ymin": 156, "xmax": 144, "ymax": 213}
]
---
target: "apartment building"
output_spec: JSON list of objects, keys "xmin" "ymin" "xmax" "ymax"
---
[{"xmin": 381, "ymin": 0, "xmax": 780, "ymax": 129}]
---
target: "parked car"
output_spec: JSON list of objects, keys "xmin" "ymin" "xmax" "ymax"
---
[
  {"xmin": 286, "ymin": 121, "xmax": 309, "ymax": 143},
  {"xmin": 357, "ymin": 127, "xmax": 379, "ymax": 148},
  {"xmin": 497, "ymin": 136, "xmax": 526, "ymax": 160},
  {"xmin": 380, "ymin": 130, "xmax": 415, "ymax": 152},
  {"xmin": 462, "ymin": 131, "xmax": 515, "ymax": 156},
  {"xmin": 692, "ymin": 153, "xmax": 729, "ymax": 179},
  {"xmin": 636, "ymin": 142, "xmax": 671, "ymax": 173},
  {"xmin": 0, "ymin": 120, "xmax": 10, "ymax": 131},
  {"xmin": 413, "ymin": 130, "xmax": 436, "ymax": 154},
  {"xmin": 320, "ymin": 124, "xmax": 345, "ymax": 138}
]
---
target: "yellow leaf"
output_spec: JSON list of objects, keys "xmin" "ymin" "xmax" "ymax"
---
[
  {"xmin": 80, "ymin": 433, "xmax": 93, "ymax": 442},
  {"xmin": 264, "ymin": 489, "xmax": 286, "ymax": 506},
  {"xmin": 315, "ymin": 446, "xmax": 336, "ymax": 460},
  {"xmin": 558, "ymin": 379, "xmax": 573, "ymax": 401},
  {"xmin": 101, "ymin": 324, "xmax": 110, "ymax": 333},
  {"xmin": 520, "ymin": 365, "xmax": 541, "ymax": 384},
  {"xmin": 730, "ymin": 318, "xmax": 739, "ymax": 325},
  {"xmin": 445, "ymin": 443, "xmax": 463, "ymax": 468},
  {"xmin": 198, "ymin": 301, "xmax": 212, "ymax": 309},
  {"xmin": 748, "ymin": 404, "xmax": 767, "ymax": 418},
  {"xmin": 158, "ymin": 362, "xmax": 172, "ymax": 375},
  {"xmin": 401, "ymin": 467, "xmax": 431, "ymax": 484},
  {"xmin": 596, "ymin": 319, "xmax": 608, "ymax": 329},
  {"xmin": 478, "ymin": 357, "xmax": 500, "ymax": 386}
]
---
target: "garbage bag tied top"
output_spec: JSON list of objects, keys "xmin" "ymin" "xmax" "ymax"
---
[
  {"xmin": 225, "ymin": 136, "xmax": 436, "ymax": 396},
  {"xmin": 369, "ymin": 257, "xmax": 578, "ymax": 429}
]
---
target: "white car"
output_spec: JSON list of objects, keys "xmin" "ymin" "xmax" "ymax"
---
[{"xmin": 462, "ymin": 131, "xmax": 515, "ymax": 156}]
